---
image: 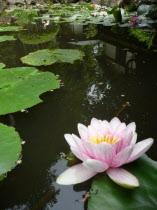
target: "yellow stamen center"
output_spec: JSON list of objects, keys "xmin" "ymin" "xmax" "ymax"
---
[{"xmin": 90, "ymin": 134, "xmax": 119, "ymax": 144}]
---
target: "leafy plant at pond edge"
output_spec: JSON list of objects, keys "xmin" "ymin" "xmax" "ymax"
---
[
  {"xmin": 21, "ymin": 49, "xmax": 84, "ymax": 66},
  {"xmin": 88, "ymin": 156, "xmax": 157, "ymax": 210},
  {"xmin": 130, "ymin": 29, "xmax": 155, "ymax": 49},
  {"xmin": 0, "ymin": 66, "xmax": 60, "ymax": 115},
  {"xmin": 0, "ymin": 123, "xmax": 22, "ymax": 179}
]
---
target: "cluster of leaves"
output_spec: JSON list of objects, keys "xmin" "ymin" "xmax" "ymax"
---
[{"xmin": 36, "ymin": 3, "xmax": 116, "ymax": 26}]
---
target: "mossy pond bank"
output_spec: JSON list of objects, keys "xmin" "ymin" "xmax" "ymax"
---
[{"xmin": 0, "ymin": 3, "xmax": 157, "ymax": 210}]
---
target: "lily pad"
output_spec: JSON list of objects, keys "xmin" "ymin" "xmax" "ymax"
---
[
  {"xmin": 21, "ymin": 49, "xmax": 84, "ymax": 66},
  {"xmin": 0, "ymin": 35, "xmax": 16, "ymax": 42},
  {"xmin": 0, "ymin": 63, "xmax": 6, "ymax": 69},
  {"xmin": 18, "ymin": 26, "xmax": 59, "ymax": 45},
  {"xmin": 0, "ymin": 66, "xmax": 60, "ymax": 115},
  {"xmin": 0, "ymin": 26, "xmax": 23, "ymax": 32},
  {"xmin": 88, "ymin": 156, "xmax": 157, "ymax": 210},
  {"xmin": 0, "ymin": 123, "xmax": 22, "ymax": 176}
]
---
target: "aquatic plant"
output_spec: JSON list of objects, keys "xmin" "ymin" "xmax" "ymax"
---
[
  {"xmin": 57, "ymin": 117, "xmax": 153, "ymax": 188},
  {"xmin": 21, "ymin": 49, "xmax": 84, "ymax": 66}
]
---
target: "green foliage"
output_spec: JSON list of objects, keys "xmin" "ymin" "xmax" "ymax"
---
[
  {"xmin": 0, "ymin": 35, "xmax": 16, "ymax": 42},
  {"xmin": 21, "ymin": 49, "xmax": 84, "ymax": 66},
  {"xmin": 0, "ymin": 26, "xmax": 23, "ymax": 32},
  {"xmin": 0, "ymin": 66, "xmax": 60, "ymax": 115},
  {"xmin": 130, "ymin": 29, "xmax": 155, "ymax": 49},
  {"xmin": 0, "ymin": 123, "xmax": 22, "ymax": 176},
  {"xmin": 7, "ymin": 8, "xmax": 39, "ymax": 26},
  {"xmin": 88, "ymin": 156, "xmax": 157, "ymax": 210},
  {"xmin": 37, "ymin": 3, "xmax": 114, "ymax": 25}
]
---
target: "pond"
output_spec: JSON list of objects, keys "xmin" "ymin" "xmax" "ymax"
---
[{"xmin": 0, "ymin": 20, "xmax": 157, "ymax": 210}]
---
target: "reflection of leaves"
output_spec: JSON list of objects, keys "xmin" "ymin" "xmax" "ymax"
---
[
  {"xmin": 130, "ymin": 29, "xmax": 155, "ymax": 48},
  {"xmin": 0, "ymin": 66, "xmax": 60, "ymax": 115},
  {"xmin": 0, "ymin": 123, "xmax": 22, "ymax": 178},
  {"xmin": 84, "ymin": 24, "xmax": 98, "ymax": 39},
  {"xmin": 0, "ymin": 35, "xmax": 16, "ymax": 42},
  {"xmin": 18, "ymin": 25, "xmax": 59, "ymax": 45},
  {"xmin": 21, "ymin": 49, "xmax": 84, "ymax": 66},
  {"xmin": 88, "ymin": 156, "xmax": 157, "ymax": 210}
]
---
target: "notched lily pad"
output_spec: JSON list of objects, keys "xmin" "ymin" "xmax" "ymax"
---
[
  {"xmin": 0, "ymin": 123, "xmax": 22, "ymax": 176},
  {"xmin": 0, "ymin": 66, "xmax": 60, "ymax": 115},
  {"xmin": 88, "ymin": 156, "xmax": 157, "ymax": 210},
  {"xmin": 0, "ymin": 35, "xmax": 16, "ymax": 42},
  {"xmin": 20, "ymin": 49, "xmax": 84, "ymax": 66}
]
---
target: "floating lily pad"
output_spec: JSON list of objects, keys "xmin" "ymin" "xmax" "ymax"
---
[
  {"xmin": 0, "ymin": 66, "xmax": 60, "ymax": 115},
  {"xmin": 0, "ymin": 26, "xmax": 23, "ymax": 32},
  {"xmin": 0, "ymin": 35, "xmax": 16, "ymax": 42},
  {"xmin": 88, "ymin": 156, "xmax": 157, "ymax": 210},
  {"xmin": 18, "ymin": 26, "xmax": 59, "ymax": 45},
  {"xmin": 21, "ymin": 49, "xmax": 84, "ymax": 66},
  {"xmin": 0, "ymin": 123, "xmax": 22, "ymax": 176},
  {"xmin": 0, "ymin": 63, "xmax": 6, "ymax": 69}
]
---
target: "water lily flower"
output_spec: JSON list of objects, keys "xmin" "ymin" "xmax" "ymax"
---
[{"xmin": 57, "ymin": 117, "xmax": 153, "ymax": 188}]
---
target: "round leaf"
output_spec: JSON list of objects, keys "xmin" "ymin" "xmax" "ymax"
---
[
  {"xmin": 21, "ymin": 49, "xmax": 84, "ymax": 66},
  {"xmin": 0, "ymin": 67, "xmax": 60, "ymax": 115},
  {"xmin": 0, "ymin": 123, "xmax": 22, "ymax": 175}
]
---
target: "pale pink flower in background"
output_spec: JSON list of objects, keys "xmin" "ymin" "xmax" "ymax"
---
[{"xmin": 56, "ymin": 117, "xmax": 153, "ymax": 188}]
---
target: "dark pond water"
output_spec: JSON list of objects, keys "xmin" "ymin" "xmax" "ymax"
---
[{"xmin": 0, "ymin": 22, "xmax": 157, "ymax": 210}]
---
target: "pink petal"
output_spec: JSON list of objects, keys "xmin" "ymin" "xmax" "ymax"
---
[
  {"xmin": 127, "ymin": 138, "xmax": 154, "ymax": 163},
  {"xmin": 110, "ymin": 117, "xmax": 121, "ymax": 132},
  {"xmin": 126, "ymin": 122, "xmax": 136, "ymax": 133},
  {"xmin": 64, "ymin": 134, "xmax": 76, "ymax": 147},
  {"xmin": 83, "ymin": 159, "xmax": 108, "ymax": 172},
  {"xmin": 83, "ymin": 141, "xmax": 115, "ymax": 165},
  {"xmin": 77, "ymin": 123, "xmax": 88, "ymax": 140},
  {"xmin": 107, "ymin": 168, "xmax": 139, "ymax": 188},
  {"xmin": 130, "ymin": 132, "xmax": 137, "ymax": 145},
  {"xmin": 65, "ymin": 134, "xmax": 89, "ymax": 161},
  {"xmin": 70, "ymin": 134, "xmax": 89, "ymax": 161},
  {"xmin": 56, "ymin": 164, "xmax": 96, "ymax": 185},
  {"xmin": 91, "ymin": 118, "xmax": 101, "ymax": 128},
  {"xmin": 111, "ymin": 146, "xmax": 133, "ymax": 167},
  {"xmin": 115, "ymin": 122, "xmax": 126, "ymax": 135}
]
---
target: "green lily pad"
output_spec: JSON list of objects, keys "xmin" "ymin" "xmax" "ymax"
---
[
  {"xmin": 0, "ymin": 26, "xmax": 23, "ymax": 32},
  {"xmin": 88, "ymin": 156, "xmax": 157, "ymax": 210},
  {"xmin": 0, "ymin": 63, "xmax": 6, "ymax": 69},
  {"xmin": 0, "ymin": 66, "xmax": 60, "ymax": 115},
  {"xmin": 0, "ymin": 35, "xmax": 16, "ymax": 42},
  {"xmin": 18, "ymin": 26, "xmax": 59, "ymax": 45},
  {"xmin": 0, "ymin": 123, "xmax": 22, "ymax": 176},
  {"xmin": 21, "ymin": 49, "xmax": 84, "ymax": 66}
]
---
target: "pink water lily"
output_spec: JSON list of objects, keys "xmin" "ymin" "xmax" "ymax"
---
[{"xmin": 56, "ymin": 117, "xmax": 153, "ymax": 188}]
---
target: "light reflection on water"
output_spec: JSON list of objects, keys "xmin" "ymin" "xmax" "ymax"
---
[{"xmin": 0, "ymin": 22, "xmax": 157, "ymax": 210}]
